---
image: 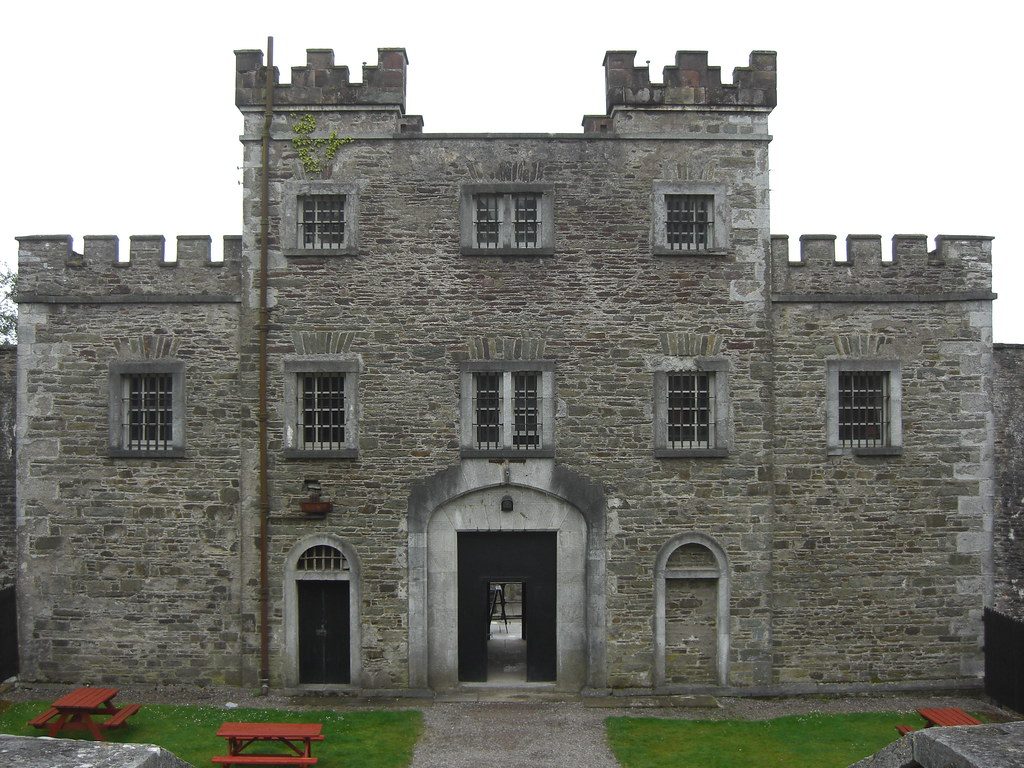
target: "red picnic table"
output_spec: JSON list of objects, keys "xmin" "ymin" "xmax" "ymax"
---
[
  {"xmin": 918, "ymin": 707, "xmax": 982, "ymax": 727},
  {"xmin": 28, "ymin": 686, "xmax": 141, "ymax": 740},
  {"xmin": 213, "ymin": 721, "xmax": 324, "ymax": 767}
]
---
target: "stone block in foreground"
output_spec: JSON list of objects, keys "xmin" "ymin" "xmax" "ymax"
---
[{"xmin": 0, "ymin": 734, "xmax": 192, "ymax": 768}]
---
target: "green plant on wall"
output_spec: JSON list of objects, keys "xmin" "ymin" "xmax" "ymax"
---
[{"xmin": 291, "ymin": 114, "xmax": 352, "ymax": 174}]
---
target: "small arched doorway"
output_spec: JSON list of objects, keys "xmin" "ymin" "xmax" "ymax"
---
[
  {"xmin": 654, "ymin": 533, "xmax": 730, "ymax": 688},
  {"xmin": 283, "ymin": 536, "xmax": 361, "ymax": 688}
]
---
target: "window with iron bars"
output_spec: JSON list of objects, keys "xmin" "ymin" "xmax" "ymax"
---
[
  {"xmin": 665, "ymin": 194, "xmax": 715, "ymax": 251},
  {"xmin": 838, "ymin": 370, "xmax": 890, "ymax": 448},
  {"xmin": 297, "ymin": 544, "xmax": 349, "ymax": 572},
  {"xmin": 666, "ymin": 372, "xmax": 715, "ymax": 449},
  {"xmin": 298, "ymin": 194, "xmax": 346, "ymax": 250},
  {"xmin": 121, "ymin": 373, "xmax": 174, "ymax": 451},
  {"xmin": 472, "ymin": 193, "xmax": 544, "ymax": 250},
  {"xmin": 298, "ymin": 372, "xmax": 346, "ymax": 450},
  {"xmin": 471, "ymin": 371, "xmax": 543, "ymax": 450}
]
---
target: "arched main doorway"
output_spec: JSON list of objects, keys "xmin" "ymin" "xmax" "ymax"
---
[{"xmin": 407, "ymin": 462, "xmax": 606, "ymax": 692}]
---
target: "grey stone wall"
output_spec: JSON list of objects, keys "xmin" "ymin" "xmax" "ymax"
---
[
  {"xmin": 236, "ymin": 127, "xmax": 775, "ymax": 689},
  {"xmin": 14, "ymin": 246, "xmax": 245, "ymax": 684},
  {"xmin": 0, "ymin": 346, "xmax": 15, "ymax": 591},
  {"xmin": 769, "ymin": 300, "xmax": 992, "ymax": 684},
  {"xmin": 994, "ymin": 343, "xmax": 1024, "ymax": 618}
]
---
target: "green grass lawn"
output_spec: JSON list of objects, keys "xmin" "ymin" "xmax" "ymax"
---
[
  {"xmin": 0, "ymin": 700, "xmax": 421, "ymax": 768},
  {"xmin": 606, "ymin": 711, "xmax": 930, "ymax": 768}
]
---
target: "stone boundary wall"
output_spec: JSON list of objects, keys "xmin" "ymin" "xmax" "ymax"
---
[
  {"xmin": 994, "ymin": 343, "xmax": 1024, "ymax": 619},
  {"xmin": 770, "ymin": 234, "xmax": 992, "ymax": 297}
]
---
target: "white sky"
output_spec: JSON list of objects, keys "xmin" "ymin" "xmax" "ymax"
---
[{"xmin": 3, "ymin": 0, "xmax": 1021, "ymax": 341}]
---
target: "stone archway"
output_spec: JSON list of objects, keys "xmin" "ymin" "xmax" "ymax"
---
[{"xmin": 407, "ymin": 461, "xmax": 606, "ymax": 691}]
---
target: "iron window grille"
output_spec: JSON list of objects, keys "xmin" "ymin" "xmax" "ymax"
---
[
  {"xmin": 471, "ymin": 193, "xmax": 544, "ymax": 250},
  {"xmin": 838, "ymin": 370, "xmax": 890, "ymax": 448},
  {"xmin": 474, "ymin": 195, "xmax": 501, "ymax": 249},
  {"xmin": 512, "ymin": 194, "xmax": 541, "ymax": 249},
  {"xmin": 471, "ymin": 371, "xmax": 544, "ymax": 450},
  {"xmin": 298, "ymin": 373, "xmax": 346, "ymax": 450},
  {"xmin": 665, "ymin": 194, "xmax": 714, "ymax": 251},
  {"xmin": 121, "ymin": 373, "xmax": 174, "ymax": 451},
  {"xmin": 667, "ymin": 373, "xmax": 715, "ymax": 449},
  {"xmin": 299, "ymin": 194, "xmax": 346, "ymax": 250},
  {"xmin": 297, "ymin": 544, "xmax": 349, "ymax": 572}
]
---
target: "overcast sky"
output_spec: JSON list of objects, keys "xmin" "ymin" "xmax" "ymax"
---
[{"xmin": 3, "ymin": 1, "xmax": 1020, "ymax": 341}]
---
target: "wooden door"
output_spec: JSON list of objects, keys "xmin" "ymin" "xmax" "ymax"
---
[{"xmin": 298, "ymin": 580, "xmax": 350, "ymax": 684}]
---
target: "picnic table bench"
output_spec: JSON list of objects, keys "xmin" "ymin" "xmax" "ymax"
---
[
  {"xmin": 28, "ymin": 687, "xmax": 140, "ymax": 740},
  {"xmin": 895, "ymin": 706, "xmax": 983, "ymax": 736},
  {"xmin": 213, "ymin": 722, "xmax": 324, "ymax": 767},
  {"xmin": 918, "ymin": 707, "xmax": 982, "ymax": 727}
]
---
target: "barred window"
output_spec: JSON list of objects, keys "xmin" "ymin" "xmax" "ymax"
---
[
  {"xmin": 297, "ymin": 544, "xmax": 349, "ymax": 572},
  {"xmin": 473, "ymin": 372, "xmax": 502, "ymax": 448},
  {"xmin": 472, "ymin": 193, "xmax": 544, "ymax": 250},
  {"xmin": 512, "ymin": 194, "xmax": 540, "ymax": 249},
  {"xmin": 512, "ymin": 372, "xmax": 540, "ymax": 447},
  {"xmin": 109, "ymin": 360, "xmax": 185, "ymax": 457},
  {"xmin": 463, "ymin": 364, "xmax": 553, "ymax": 455},
  {"xmin": 299, "ymin": 373, "xmax": 346, "ymax": 450},
  {"xmin": 474, "ymin": 195, "xmax": 501, "ymax": 249},
  {"xmin": 122, "ymin": 373, "xmax": 174, "ymax": 451},
  {"xmin": 665, "ymin": 194, "xmax": 714, "ymax": 251},
  {"xmin": 461, "ymin": 185, "xmax": 553, "ymax": 255},
  {"xmin": 667, "ymin": 373, "xmax": 715, "ymax": 449},
  {"xmin": 299, "ymin": 194, "xmax": 346, "ymax": 250},
  {"xmin": 838, "ymin": 371, "xmax": 889, "ymax": 448}
]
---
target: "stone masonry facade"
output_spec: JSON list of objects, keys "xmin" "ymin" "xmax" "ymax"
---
[
  {"xmin": 9, "ymin": 45, "xmax": 1018, "ymax": 693},
  {"xmin": 994, "ymin": 344, "xmax": 1024, "ymax": 619}
]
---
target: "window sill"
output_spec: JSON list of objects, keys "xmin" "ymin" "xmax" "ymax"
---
[
  {"xmin": 283, "ymin": 448, "xmax": 359, "ymax": 460},
  {"xmin": 654, "ymin": 448, "xmax": 729, "ymax": 459},
  {"xmin": 853, "ymin": 446, "xmax": 903, "ymax": 457},
  {"xmin": 461, "ymin": 247, "xmax": 554, "ymax": 257},
  {"xmin": 652, "ymin": 247, "xmax": 731, "ymax": 258},
  {"xmin": 283, "ymin": 248, "xmax": 358, "ymax": 258},
  {"xmin": 460, "ymin": 447, "xmax": 555, "ymax": 459},
  {"xmin": 108, "ymin": 448, "xmax": 186, "ymax": 459},
  {"xmin": 827, "ymin": 445, "xmax": 903, "ymax": 457}
]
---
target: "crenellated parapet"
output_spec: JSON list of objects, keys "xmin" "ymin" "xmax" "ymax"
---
[
  {"xmin": 235, "ymin": 47, "xmax": 409, "ymax": 112},
  {"xmin": 771, "ymin": 234, "xmax": 994, "ymax": 298},
  {"xmin": 16, "ymin": 235, "xmax": 242, "ymax": 302},
  {"xmin": 602, "ymin": 50, "xmax": 776, "ymax": 113}
]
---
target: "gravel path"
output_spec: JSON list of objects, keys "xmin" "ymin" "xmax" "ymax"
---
[{"xmin": 411, "ymin": 701, "xmax": 619, "ymax": 768}]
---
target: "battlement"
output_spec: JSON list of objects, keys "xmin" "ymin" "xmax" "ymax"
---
[
  {"xmin": 16, "ymin": 235, "xmax": 242, "ymax": 302},
  {"xmin": 602, "ymin": 50, "xmax": 776, "ymax": 113},
  {"xmin": 235, "ymin": 47, "xmax": 408, "ymax": 112},
  {"xmin": 771, "ymin": 234, "xmax": 994, "ymax": 298}
]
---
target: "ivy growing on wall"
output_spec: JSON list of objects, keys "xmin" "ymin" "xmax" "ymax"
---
[{"xmin": 291, "ymin": 115, "xmax": 352, "ymax": 174}]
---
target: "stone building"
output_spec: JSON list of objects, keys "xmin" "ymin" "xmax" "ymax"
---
[{"xmin": 9, "ymin": 45, "xmax": 1018, "ymax": 694}]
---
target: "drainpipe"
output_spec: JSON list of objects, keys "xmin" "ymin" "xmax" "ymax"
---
[{"xmin": 257, "ymin": 35, "xmax": 274, "ymax": 695}]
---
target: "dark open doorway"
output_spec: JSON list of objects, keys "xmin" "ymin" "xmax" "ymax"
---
[{"xmin": 457, "ymin": 532, "xmax": 556, "ymax": 682}]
